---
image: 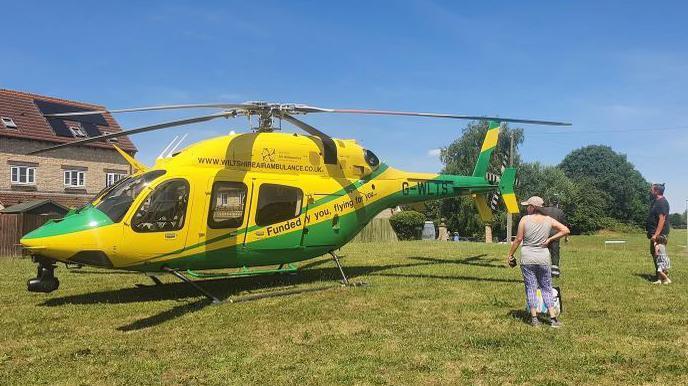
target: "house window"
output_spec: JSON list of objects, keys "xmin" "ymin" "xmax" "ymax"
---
[
  {"xmin": 10, "ymin": 166, "xmax": 36, "ymax": 185},
  {"xmin": 64, "ymin": 170, "xmax": 85, "ymax": 187},
  {"xmin": 106, "ymin": 172, "xmax": 127, "ymax": 187},
  {"xmin": 69, "ymin": 126, "xmax": 86, "ymax": 138},
  {"xmin": 1, "ymin": 117, "xmax": 17, "ymax": 129}
]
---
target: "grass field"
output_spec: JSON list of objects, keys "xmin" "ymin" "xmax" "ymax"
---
[{"xmin": 1, "ymin": 231, "xmax": 687, "ymax": 385}]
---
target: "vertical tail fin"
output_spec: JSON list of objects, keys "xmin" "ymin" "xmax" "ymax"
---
[{"xmin": 472, "ymin": 120, "xmax": 500, "ymax": 177}]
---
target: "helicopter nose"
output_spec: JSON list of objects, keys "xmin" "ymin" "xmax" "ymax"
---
[
  {"xmin": 20, "ymin": 231, "xmax": 65, "ymax": 261},
  {"xmin": 19, "ymin": 206, "xmax": 114, "ymax": 262},
  {"xmin": 19, "ymin": 236, "xmax": 42, "ymax": 250}
]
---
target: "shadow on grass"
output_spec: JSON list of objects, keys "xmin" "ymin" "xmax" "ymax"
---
[
  {"xmin": 507, "ymin": 309, "xmax": 531, "ymax": 325},
  {"xmin": 408, "ymin": 254, "xmax": 506, "ymax": 268},
  {"xmin": 42, "ymin": 253, "xmax": 515, "ymax": 331},
  {"xmin": 118, "ymin": 299, "xmax": 213, "ymax": 331},
  {"xmin": 633, "ymin": 273, "xmax": 656, "ymax": 282}
]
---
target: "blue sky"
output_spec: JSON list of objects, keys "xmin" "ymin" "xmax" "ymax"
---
[{"xmin": 2, "ymin": 1, "xmax": 687, "ymax": 211}]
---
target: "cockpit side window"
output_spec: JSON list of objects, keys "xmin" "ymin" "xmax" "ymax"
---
[
  {"xmin": 95, "ymin": 170, "xmax": 166, "ymax": 222},
  {"xmin": 131, "ymin": 179, "xmax": 190, "ymax": 233},
  {"xmin": 208, "ymin": 181, "xmax": 247, "ymax": 229}
]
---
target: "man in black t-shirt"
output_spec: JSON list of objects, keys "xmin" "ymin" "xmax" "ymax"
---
[
  {"xmin": 646, "ymin": 183, "xmax": 670, "ymax": 281},
  {"xmin": 542, "ymin": 204, "xmax": 567, "ymax": 278}
]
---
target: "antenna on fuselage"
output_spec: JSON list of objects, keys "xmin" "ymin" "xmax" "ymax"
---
[
  {"xmin": 166, "ymin": 133, "xmax": 188, "ymax": 157},
  {"xmin": 157, "ymin": 136, "xmax": 178, "ymax": 159}
]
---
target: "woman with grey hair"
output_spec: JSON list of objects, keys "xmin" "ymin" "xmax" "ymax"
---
[{"xmin": 506, "ymin": 196, "xmax": 570, "ymax": 327}]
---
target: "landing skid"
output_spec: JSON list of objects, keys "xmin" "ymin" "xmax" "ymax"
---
[
  {"xmin": 153, "ymin": 254, "xmax": 365, "ymax": 304},
  {"xmin": 185, "ymin": 263, "xmax": 298, "ymax": 279}
]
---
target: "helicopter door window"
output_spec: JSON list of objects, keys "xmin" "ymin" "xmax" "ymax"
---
[
  {"xmin": 255, "ymin": 184, "xmax": 303, "ymax": 227},
  {"xmin": 131, "ymin": 179, "xmax": 190, "ymax": 233},
  {"xmin": 208, "ymin": 182, "xmax": 247, "ymax": 228}
]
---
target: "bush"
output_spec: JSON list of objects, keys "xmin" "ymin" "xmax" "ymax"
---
[
  {"xmin": 389, "ymin": 211, "xmax": 426, "ymax": 240},
  {"xmin": 597, "ymin": 217, "xmax": 643, "ymax": 234}
]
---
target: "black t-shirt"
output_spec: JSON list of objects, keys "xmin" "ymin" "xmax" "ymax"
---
[
  {"xmin": 542, "ymin": 206, "xmax": 567, "ymax": 236},
  {"xmin": 646, "ymin": 197, "xmax": 670, "ymax": 237},
  {"xmin": 542, "ymin": 206, "xmax": 567, "ymax": 224}
]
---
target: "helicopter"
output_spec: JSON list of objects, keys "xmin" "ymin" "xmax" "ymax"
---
[{"xmin": 20, "ymin": 101, "xmax": 570, "ymax": 303}]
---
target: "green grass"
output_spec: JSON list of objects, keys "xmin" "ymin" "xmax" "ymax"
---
[{"xmin": 1, "ymin": 231, "xmax": 687, "ymax": 385}]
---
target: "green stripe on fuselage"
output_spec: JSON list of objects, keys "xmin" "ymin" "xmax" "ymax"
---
[
  {"xmin": 128, "ymin": 168, "xmax": 493, "ymax": 272},
  {"xmin": 21, "ymin": 206, "xmax": 113, "ymax": 239},
  {"xmin": 134, "ymin": 163, "xmax": 391, "ymax": 263}
]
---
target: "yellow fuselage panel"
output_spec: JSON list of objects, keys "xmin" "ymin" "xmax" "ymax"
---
[{"xmin": 158, "ymin": 132, "xmax": 374, "ymax": 180}]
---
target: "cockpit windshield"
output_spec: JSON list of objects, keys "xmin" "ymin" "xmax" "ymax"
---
[{"xmin": 95, "ymin": 170, "xmax": 167, "ymax": 222}]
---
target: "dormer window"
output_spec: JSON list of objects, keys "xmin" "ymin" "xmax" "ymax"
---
[
  {"xmin": 1, "ymin": 116, "xmax": 17, "ymax": 129},
  {"xmin": 69, "ymin": 126, "xmax": 86, "ymax": 138},
  {"xmin": 102, "ymin": 131, "xmax": 118, "ymax": 142}
]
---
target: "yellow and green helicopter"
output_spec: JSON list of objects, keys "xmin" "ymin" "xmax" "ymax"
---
[{"xmin": 21, "ymin": 102, "xmax": 569, "ymax": 302}]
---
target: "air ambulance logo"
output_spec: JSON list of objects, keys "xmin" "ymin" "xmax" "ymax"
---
[{"xmin": 261, "ymin": 148, "xmax": 276, "ymax": 162}]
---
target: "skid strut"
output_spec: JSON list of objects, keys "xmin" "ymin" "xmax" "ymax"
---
[
  {"xmin": 329, "ymin": 251, "xmax": 349, "ymax": 285},
  {"xmin": 162, "ymin": 267, "xmax": 222, "ymax": 304},
  {"xmin": 329, "ymin": 251, "xmax": 366, "ymax": 287}
]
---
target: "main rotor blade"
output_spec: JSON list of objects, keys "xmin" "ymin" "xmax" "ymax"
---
[
  {"xmin": 293, "ymin": 106, "xmax": 571, "ymax": 126},
  {"xmin": 44, "ymin": 103, "xmax": 251, "ymax": 117},
  {"xmin": 28, "ymin": 111, "xmax": 236, "ymax": 155},
  {"xmin": 280, "ymin": 113, "xmax": 338, "ymax": 165}
]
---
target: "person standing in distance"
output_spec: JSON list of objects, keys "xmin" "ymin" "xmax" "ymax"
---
[
  {"xmin": 541, "ymin": 202, "xmax": 568, "ymax": 278},
  {"xmin": 646, "ymin": 183, "xmax": 670, "ymax": 284}
]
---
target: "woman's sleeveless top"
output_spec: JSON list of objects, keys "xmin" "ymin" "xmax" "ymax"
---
[{"xmin": 520, "ymin": 215, "xmax": 552, "ymax": 265}]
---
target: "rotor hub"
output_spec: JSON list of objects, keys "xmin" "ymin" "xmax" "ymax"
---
[{"xmin": 243, "ymin": 102, "xmax": 300, "ymax": 132}]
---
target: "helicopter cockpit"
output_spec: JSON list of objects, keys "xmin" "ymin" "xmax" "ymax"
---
[
  {"xmin": 94, "ymin": 170, "xmax": 167, "ymax": 223},
  {"xmin": 130, "ymin": 178, "xmax": 189, "ymax": 232}
]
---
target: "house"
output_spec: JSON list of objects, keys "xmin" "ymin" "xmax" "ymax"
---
[{"xmin": 0, "ymin": 89, "xmax": 137, "ymax": 209}]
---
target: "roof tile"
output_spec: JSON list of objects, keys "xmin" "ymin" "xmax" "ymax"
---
[{"xmin": 0, "ymin": 89, "xmax": 137, "ymax": 153}]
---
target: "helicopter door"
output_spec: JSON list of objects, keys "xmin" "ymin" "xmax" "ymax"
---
[
  {"xmin": 246, "ymin": 181, "xmax": 305, "ymax": 253},
  {"xmin": 119, "ymin": 178, "xmax": 192, "ymax": 263},
  {"xmin": 301, "ymin": 192, "xmax": 340, "ymax": 248}
]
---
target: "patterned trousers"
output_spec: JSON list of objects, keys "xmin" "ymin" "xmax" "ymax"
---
[{"xmin": 521, "ymin": 264, "xmax": 554, "ymax": 310}]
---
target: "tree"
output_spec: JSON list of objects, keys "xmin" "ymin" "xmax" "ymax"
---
[
  {"xmin": 669, "ymin": 212, "xmax": 685, "ymax": 229},
  {"xmin": 423, "ymin": 121, "xmax": 524, "ymax": 239},
  {"xmin": 516, "ymin": 162, "xmax": 588, "ymax": 232},
  {"xmin": 566, "ymin": 178, "xmax": 611, "ymax": 234},
  {"xmin": 516, "ymin": 162, "xmax": 575, "ymax": 212},
  {"xmin": 559, "ymin": 145, "xmax": 650, "ymax": 227}
]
